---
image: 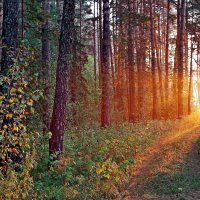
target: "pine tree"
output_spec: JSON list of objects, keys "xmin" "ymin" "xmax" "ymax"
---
[
  {"xmin": 49, "ymin": 0, "xmax": 75, "ymax": 156},
  {"xmin": 101, "ymin": 0, "xmax": 111, "ymax": 127}
]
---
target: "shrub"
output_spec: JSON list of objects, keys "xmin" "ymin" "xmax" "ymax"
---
[
  {"xmin": 0, "ymin": 51, "xmax": 40, "ymax": 199},
  {"xmin": 32, "ymin": 126, "xmax": 136, "ymax": 199}
]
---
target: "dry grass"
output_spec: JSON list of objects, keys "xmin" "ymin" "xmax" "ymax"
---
[{"xmin": 123, "ymin": 112, "xmax": 200, "ymax": 199}]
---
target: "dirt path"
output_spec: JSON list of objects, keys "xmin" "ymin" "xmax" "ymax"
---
[{"xmin": 122, "ymin": 117, "xmax": 200, "ymax": 200}]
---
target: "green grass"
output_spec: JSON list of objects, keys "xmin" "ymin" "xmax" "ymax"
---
[
  {"xmin": 31, "ymin": 121, "xmax": 169, "ymax": 199},
  {"xmin": 31, "ymin": 118, "xmax": 200, "ymax": 199},
  {"xmin": 131, "ymin": 134, "xmax": 200, "ymax": 198}
]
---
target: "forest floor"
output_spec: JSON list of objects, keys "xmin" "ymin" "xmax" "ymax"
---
[{"xmin": 122, "ymin": 113, "xmax": 200, "ymax": 200}]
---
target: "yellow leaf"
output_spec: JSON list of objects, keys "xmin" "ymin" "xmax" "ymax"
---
[
  {"xmin": 27, "ymin": 99, "xmax": 33, "ymax": 106},
  {"xmin": 6, "ymin": 113, "xmax": 13, "ymax": 119},
  {"xmin": 96, "ymin": 168, "xmax": 101, "ymax": 174},
  {"xmin": 17, "ymin": 88, "xmax": 23, "ymax": 93},
  {"xmin": 104, "ymin": 173, "xmax": 110, "ymax": 179},
  {"xmin": 13, "ymin": 126, "xmax": 19, "ymax": 132},
  {"xmin": 0, "ymin": 96, "xmax": 5, "ymax": 101},
  {"xmin": 3, "ymin": 124, "xmax": 8, "ymax": 129}
]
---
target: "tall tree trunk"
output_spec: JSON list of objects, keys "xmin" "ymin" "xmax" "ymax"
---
[
  {"xmin": 1, "ymin": 0, "xmax": 19, "ymax": 74},
  {"xmin": 188, "ymin": 37, "xmax": 193, "ymax": 115},
  {"xmin": 177, "ymin": 0, "xmax": 186, "ymax": 118},
  {"xmin": 79, "ymin": 0, "xmax": 82, "ymax": 74},
  {"xmin": 101, "ymin": 0, "xmax": 111, "ymax": 127},
  {"xmin": 21, "ymin": 0, "xmax": 24, "ymax": 40},
  {"xmin": 99, "ymin": 0, "xmax": 102, "ymax": 88},
  {"xmin": 165, "ymin": 0, "xmax": 170, "ymax": 118},
  {"xmin": 184, "ymin": 30, "xmax": 188, "ymax": 113},
  {"xmin": 112, "ymin": 1, "xmax": 118, "ymax": 113},
  {"xmin": 93, "ymin": 0, "xmax": 97, "ymax": 90},
  {"xmin": 128, "ymin": 0, "xmax": 136, "ymax": 122},
  {"xmin": 0, "ymin": 0, "xmax": 3, "ymax": 64},
  {"xmin": 49, "ymin": 0, "xmax": 75, "ymax": 155},
  {"xmin": 197, "ymin": 42, "xmax": 200, "ymax": 106},
  {"xmin": 154, "ymin": 21, "xmax": 163, "ymax": 117},
  {"xmin": 150, "ymin": 0, "xmax": 158, "ymax": 119},
  {"xmin": 184, "ymin": 6, "xmax": 189, "ymax": 113},
  {"xmin": 110, "ymin": 41, "xmax": 115, "ymax": 90},
  {"xmin": 42, "ymin": 0, "xmax": 51, "ymax": 133},
  {"xmin": 155, "ymin": 11, "xmax": 163, "ymax": 117},
  {"xmin": 115, "ymin": 0, "xmax": 125, "ymax": 121},
  {"xmin": 57, "ymin": 0, "xmax": 63, "ymax": 27},
  {"xmin": 137, "ymin": 0, "xmax": 145, "ymax": 120},
  {"xmin": 172, "ymin": 0, "xmax": 181, "ymax": 117}
]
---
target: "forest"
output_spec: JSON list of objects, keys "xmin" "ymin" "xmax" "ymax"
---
[{"xmin": 0, "ymin": 0, "xmax": 200, "ymax": 199}]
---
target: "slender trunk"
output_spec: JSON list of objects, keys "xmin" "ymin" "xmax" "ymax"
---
[
  {"xmin": 101, "ymin": 0, "xmax": 111, "ymax": 127},
  {"xmin": 137, "ymin": 6, "xmax": 144, "ymax": 120},
  {"xmin": 188, "ymin": 37, "xmax": 193, "ymax": 114},
  {"xmin": 173, "ymin": 0, "xmax": 181, "ymax": 117},
  {"xmin": 112, "ymin": 1, "xmax": 118, "ymax": 112},
  {"xmin": 70, "ymin": 28, "xmax": 78, "ymax": 125},
  {"xmin": 97, "ymin": 0, "xmax": 100, "ymax": 84},
  {"xmin": 165, "ymin": 0, "xmax": 170, "ymax": 118},
  {"xmin": 42, "ymin": 0, "xmax": 51, "ymax": 133},
  {"xmin": 79, "ymin": 0, "xmax": 82, "ymax": 72},
  {"xmin": 93, "ymin": 0, "xmax": 97, "ymax": 90},
  {"xmin": 116, "ymin": 0, "xmax": 125, "ymax": 120},
  {"xmin": 184, "ymin": 6, "xmax": 188, "ymax": 114},
  {"xmin": 177, "ymin": 0, "xmax": 186, "ymax": 118},
  {"xmin": 110, "ymin": 41, "xmax": 115, "ymax": 90},
  {"xmin": 21, "ymin": 0, "xmax": 24, "ymax": 40},
  {"xmin": 154, "ymin": 21, "xmax": 163, "ymax": 117},
  {"xmin": 197, "ymin": 42, "xmax": 200, "ymax": 106},
  {"xmin": 99, "ymin": 0, "xmax": 102, "ymax": 88},
  {"xmin": 128, "ymin": 0, "xmax": 135, "ymax": 122},
  {"xmin": 150, "ymin": 0, "xmax": 158, "ymax": 119},
  {"xmin": 0, "ymin": 0, "xmax": 3, "ymax": 64},
  {"xmin": 57, "ymin": 0, "xmax": 63, "ymax": 27},
  {"xmin": 49, "ymin": 0, "xmax": 75, "ymax": 156}
]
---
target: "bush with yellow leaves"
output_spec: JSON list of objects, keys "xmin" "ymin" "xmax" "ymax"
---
[
  {"xmin": 0, "ymin": 150, "xmax": 36, "ymax": 199},
  {"xmin": 0, "ymin": 57, "xmax": 40, "ymax": 199},
  {"xmin": 95, "ymin": 158, "xmax": 134, "ymax": 198},
  {"xmin": 0, "ymin": 64, "xmax": 35, "ymax": 173}
]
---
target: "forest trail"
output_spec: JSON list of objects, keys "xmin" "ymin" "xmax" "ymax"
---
[{"xmin": 124, "ymin": 114, "xmax": 200, "ymax": 200}]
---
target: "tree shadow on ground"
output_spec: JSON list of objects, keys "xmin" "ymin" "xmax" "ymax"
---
[{"xmin": 128, "ymin": 127, "xmax": 200, "ymax": 200}]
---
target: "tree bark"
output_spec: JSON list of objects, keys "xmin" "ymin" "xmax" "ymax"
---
[
  {"xmin": 155, "ymin": 35, "xmax": 163, "ymax": 117},
  {"xmin": 99, "ymin": 0, "xmax": 102, "ymax": 88},
  {"xmin": 137, "ymin": 0, "xmax": 144, "ymax": 120},
  {"xmin": 0, "ymin": 0, "xmax": 3, "ymax": 64},
  {"xmin": 21, "ymin": 0, "xmax": 24, "ymax": 40},
  {"xmin": 1, "ymin": 0, "xmax": 19, "ymax": 74},
  {"xmin": 49, "ymin": 0, "xmax": 75, "ymax": 155},
  {"xmin": 93, "ymin": 0, "xmax": 97, "ymax": 90},
  {"xmin": 57, "ymin": 0, "xmax": 63, "ymax": 27},
  {"xmin": 184, "ymin": 6, "xmax": 189, "ymax": 113},
  {"xmin": 165, "ymin": 0, "xmax": 170, "ymax": 118},
  {"xmin": 101, "ymin": 0, "xmax": 111, "ymax": 127},
  {"xmin": 188, "ymin": 37, "xmax": 193, "ymax": 114},
  {"xmin": 42, "ymin": 0, "xmax": 51, "ymax": 133},
  {"xmin": 128, "ymin": 0, "xmax": 136, "ymax": 122},
  {"xmin": 150, "ymin": 0, "xmax": 158, "ymax": 119},
  {"xmin": 177, "ymin": 0, "xmax": 186, "ymax": 118}
]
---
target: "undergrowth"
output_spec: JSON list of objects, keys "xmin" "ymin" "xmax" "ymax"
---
[{"xmin": 32, "ymin": 120, "xmax": 173, "ymax": 199}]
